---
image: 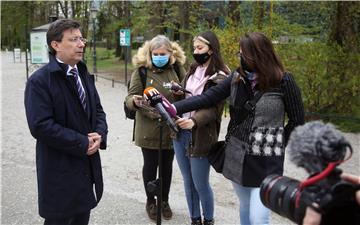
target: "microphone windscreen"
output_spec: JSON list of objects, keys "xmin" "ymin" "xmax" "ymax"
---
[{"xmin": 287, "ymin": 121, "xmax": 348, "ymax": 174}]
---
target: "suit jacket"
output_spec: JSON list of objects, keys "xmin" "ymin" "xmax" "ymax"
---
[{"xmin": 24, "ymin": 55, "xmax": 108, "ymax": 219}]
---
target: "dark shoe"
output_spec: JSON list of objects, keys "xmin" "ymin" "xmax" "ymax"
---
[
  {"xmin": 203, "ymin": 219, "xmax": 214, "ymax": 225},
  {"xmin": 146, "ymin": 199, "xmax": 157, "ymax": 221},
  {"xmin": 162, "ymin": 201, "xmax": 173, "ymax": 220},
  {"xmin": 191, "ymin": 217, "xmax": 202, "ymax": 225}
]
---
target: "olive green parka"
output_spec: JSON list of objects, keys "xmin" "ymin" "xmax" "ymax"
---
[{"xmin": 125, "ymin": 41, "xmax": 186, "ymax": 150}]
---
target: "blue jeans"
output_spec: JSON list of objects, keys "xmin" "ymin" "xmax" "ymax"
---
[
  {"xmin": 173, "ymin": 129, "xmax": 214, "ymax": 220},
  {"xmin": 232, "ymin": 182, "xmax": 270, "ymax": 225}
]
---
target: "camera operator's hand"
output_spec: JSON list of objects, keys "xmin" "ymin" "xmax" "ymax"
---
[
  {"xmin": 341, "ymin": 173, "xmax": 360, "ymax": 204},
  {"xmin": 303, "ymin": 207, "xmax": 321, "ymax": 225},
  {"xmin": 303, "ymin": 173, "xmax": 360, "ymax": 225}
]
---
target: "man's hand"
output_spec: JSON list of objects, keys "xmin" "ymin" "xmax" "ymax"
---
[
  {"xmin": 175, "ymin": 117, "xmax": 195, "ymax": 130},
  {"xmin": 87, "ymin": 132, "xmax": 102, "ymax": 155}
]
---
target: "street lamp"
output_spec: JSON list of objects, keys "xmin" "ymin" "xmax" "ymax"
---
[{"xmin": 90, "ymin": 5, "xmax": 98, "ymax": 74}]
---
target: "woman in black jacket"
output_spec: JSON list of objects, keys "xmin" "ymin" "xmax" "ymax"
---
[{"xmin": 164, "ymin": 32, "xmax": 304, "ymax": 225}]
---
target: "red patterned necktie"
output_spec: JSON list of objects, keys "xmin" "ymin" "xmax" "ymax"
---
[{"xmin": 69, "ymin": 68, "xmax": 87, "ymax": 110}]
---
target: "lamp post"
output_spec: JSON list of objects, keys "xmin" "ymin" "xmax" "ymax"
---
[{"xmin": 90, "ymin": 5, "xmax": 98, "ymax": 74}]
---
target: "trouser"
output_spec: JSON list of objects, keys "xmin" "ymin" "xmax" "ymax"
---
[
  {"xmin": 141, "ymin": 148, "xmax": 174, "ymax": 202},
  {"xmin": 232, "ymin": 182, "xmax": 270, "ymax": 225},
  {"xmin": 173, "ymin": 129, "xmax": 214, "ymax": 220},
  {"xmin": 43, "ymin": 211, "xmax": 90, "ymax": 225}
]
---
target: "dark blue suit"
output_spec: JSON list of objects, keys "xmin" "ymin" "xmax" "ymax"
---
[{"xmin": 24, "ymin": 55, "xmax": 108, "ymax": 220}]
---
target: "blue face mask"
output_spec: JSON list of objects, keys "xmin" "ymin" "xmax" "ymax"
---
[{"xmin": 152, "ymin": 55, "xmax": 169, "ymax": 68}]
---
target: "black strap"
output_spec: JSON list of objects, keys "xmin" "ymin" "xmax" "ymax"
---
[
  {"xmin": 138, "ymin": 63, "xmax": 181, "ymax": 91},
  {"xmin": 243, "ymin": 91, "xmax": 264, "ymax": 113},
  {"xmin": 138, "ymin": 66, "xmax": 147, "ymax": 90},
  {"xmin": 227, "ymin": 91, "xmax": 264, "ymax": 139},
  {"xmin": 172, "ymin": 62, "xmax": 180, "ymax": 79}
]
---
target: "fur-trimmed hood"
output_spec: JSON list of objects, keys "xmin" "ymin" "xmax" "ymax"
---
[{"xmin": 132, "ymin": 40, "xmax": 186, "ymax": 69}]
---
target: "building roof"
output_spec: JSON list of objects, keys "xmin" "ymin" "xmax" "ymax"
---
[{"xmin": 32, "ymin": 23, "xmax": 51, "ymax": 32}]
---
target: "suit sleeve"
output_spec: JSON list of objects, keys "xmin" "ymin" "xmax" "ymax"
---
[
  {"xmin": 24, "ymin": 76, "xmax": 89, "ymax": 156},
  {"xmin": 93, "ymin": 86, "xmax": 108, "ymax": 149}
]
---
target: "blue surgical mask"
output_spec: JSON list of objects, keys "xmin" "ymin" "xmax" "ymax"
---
[{"xmin": 152, "ymin": 55, "xmax": 169, "ymax": 68}]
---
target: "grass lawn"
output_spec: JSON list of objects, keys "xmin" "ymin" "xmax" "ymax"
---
[{"xmin": 84, "ymin": 47, "xmax": 135, "ymax": 79}]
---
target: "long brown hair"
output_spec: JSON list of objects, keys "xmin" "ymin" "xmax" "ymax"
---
[
  {"xmin": 239, "ymin": 32, "xmax": 284, "ymax": 91},
  {"xmin": 188, "ymin": 31, "xmax": 230, "ymax": 76}
]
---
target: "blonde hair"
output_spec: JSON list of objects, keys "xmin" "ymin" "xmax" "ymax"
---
[{"xmin": 132, "ymin": 35, "xmax": 186, "ymax": 69}]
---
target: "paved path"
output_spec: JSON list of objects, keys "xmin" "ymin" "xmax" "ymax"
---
[{"xmin": 1, "ymin": 52, "xmax": 359, "ymax": 225}]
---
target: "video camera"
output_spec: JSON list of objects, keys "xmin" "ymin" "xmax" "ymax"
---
[{"xmin": 259, "ymin": 121, "xmax": 360, "ymax": 225}]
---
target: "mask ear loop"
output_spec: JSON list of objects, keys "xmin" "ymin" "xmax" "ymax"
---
[{"xmin": 294, "ymin": 142, "xmax": 353, "ymax": 208}]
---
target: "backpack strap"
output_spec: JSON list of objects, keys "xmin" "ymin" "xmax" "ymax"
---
[
  {"xmin": 138, "ymin": 66, "xmax": 147, "ymax": 90},
  {"xmin": 172, "ymin": 62, "xmax": 181, "ymax": 80}
]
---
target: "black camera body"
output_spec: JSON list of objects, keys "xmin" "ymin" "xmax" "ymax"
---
[{"xmin": 260, "ymin": 169, "xmax": 360, "ymax": 225}]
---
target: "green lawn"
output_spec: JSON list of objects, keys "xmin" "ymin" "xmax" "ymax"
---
[{"xmin": 84, "ymin": 47, "xmax": 135, "ymax": 75}]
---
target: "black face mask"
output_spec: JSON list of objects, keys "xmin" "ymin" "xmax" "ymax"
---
[
  {"xmin": 241, "ymin": 55, "xmax": 253, "ymax": 73},
  {"xmin": 193, "ymin": 52, "xmax": 211, "ymax": 65}
]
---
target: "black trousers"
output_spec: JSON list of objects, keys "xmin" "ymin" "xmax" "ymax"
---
[
  {"xmin": 43, "ymin": 211, "xmax": 90, "ymax": 225},
  {"xmin": 141, "ymin": 148, "xmax": 174, "ymax": 202}
]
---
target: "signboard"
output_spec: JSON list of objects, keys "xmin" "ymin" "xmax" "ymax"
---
[
  {"xmin": 14, "ymin": 48, "xmax": 21, "ymax": 63},
  {"xmin": 119, "ymin": 29, "xmax": 131, "ymax": 46},
  {"xmin": 30, "ymin": 31, "xmax": 49, "ymax": 64}
]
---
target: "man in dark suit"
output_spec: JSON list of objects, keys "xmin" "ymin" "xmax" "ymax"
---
[{"xmin": 24, "ymin": 19, "xmax": 108, "ymax": 225}]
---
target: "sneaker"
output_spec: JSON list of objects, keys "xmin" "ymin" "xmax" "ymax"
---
[
  {"xmin": 191, "ymin": 217, "xmax": 202, "ymax": 225},
  {"xmin": 162, "ymin": 201, "xmax": 173, "ymax": 220},
  {"xmin": 203, "ymin": 219, "xmax": 214, "ymax": 225},
  {"xmin": 146, "ymin": 199, "xmax": 157, "ymax": 221}
]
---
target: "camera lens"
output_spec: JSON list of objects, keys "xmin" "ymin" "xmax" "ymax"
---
[{"xmin": 260, "ymin": 175, "xmax": 300, "ymax": 222}]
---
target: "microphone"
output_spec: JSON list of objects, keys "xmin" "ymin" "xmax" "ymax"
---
[
  {"xmin": 287, "ymin": 121, "xmax": 349, "ymax": 175},
  {"xmin": 163, "ymin": 82, "xmax": 192, "ymax": 94},
  {"xmin": 144, "ymin": 87, "xmax": 178, "ymax": 132}
]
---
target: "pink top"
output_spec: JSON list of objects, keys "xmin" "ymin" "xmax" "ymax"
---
[{"xmin": 184, "ymin": 66, "xmax": 209, "ymax": 118}]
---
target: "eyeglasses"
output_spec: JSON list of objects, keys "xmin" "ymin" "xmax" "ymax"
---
[{"xmin": 68, "ymin": 37, "xmax": 87, "ymax": 44}]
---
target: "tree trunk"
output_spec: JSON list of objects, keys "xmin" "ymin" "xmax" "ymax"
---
[
  {"xmin": 228, "ymin": 1, "xmax": 241, "ymax": 25},
  {"xmin": 329, "ymin": 1, "xmax": 359, "ymax": 53},
  {"xmin": 253, "ymin": 1, "xmax": 265, "ymax": 30}
]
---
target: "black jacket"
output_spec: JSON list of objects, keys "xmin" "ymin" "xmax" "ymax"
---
[
  {"xmin": 24, "ymin": 55, "xmax": 108, "ymax": 219},
  {"xmin": 174, "ymin": 72, "xmax": 304, "ymax": 186}
]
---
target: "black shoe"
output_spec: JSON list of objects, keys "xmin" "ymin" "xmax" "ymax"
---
[
  {"xmin": 146, "ymin": 199, "xmax": 157, "ymax": 221},
  {"xmin": 191, "ymin": 217, "xmax": 202, "ymax": 225},
  {"xmin": 203, "ymin": 219, "xmax": 214, "ymax": 225},
  {"xmin": 162, "ymin": 201, "xmax": 173, "ymax": 220}
]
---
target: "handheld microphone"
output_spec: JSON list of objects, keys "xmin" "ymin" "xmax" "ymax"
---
[
  {"xmin": 144, "ymin": 87, "xmax": 178, "ymax": 132},
  {"xmin": 163, "ymin": 82, "xmax": 192, "ymax": 94}
]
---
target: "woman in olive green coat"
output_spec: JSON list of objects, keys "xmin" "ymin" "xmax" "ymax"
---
[{"xmin": 124, "ymin": 35, "xmax": 186, "ymax": 221}]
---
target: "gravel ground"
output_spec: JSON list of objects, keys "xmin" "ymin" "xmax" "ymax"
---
[{"xmin": 1, "ymin": 52, "xmax": 359, "ymax": 225}]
